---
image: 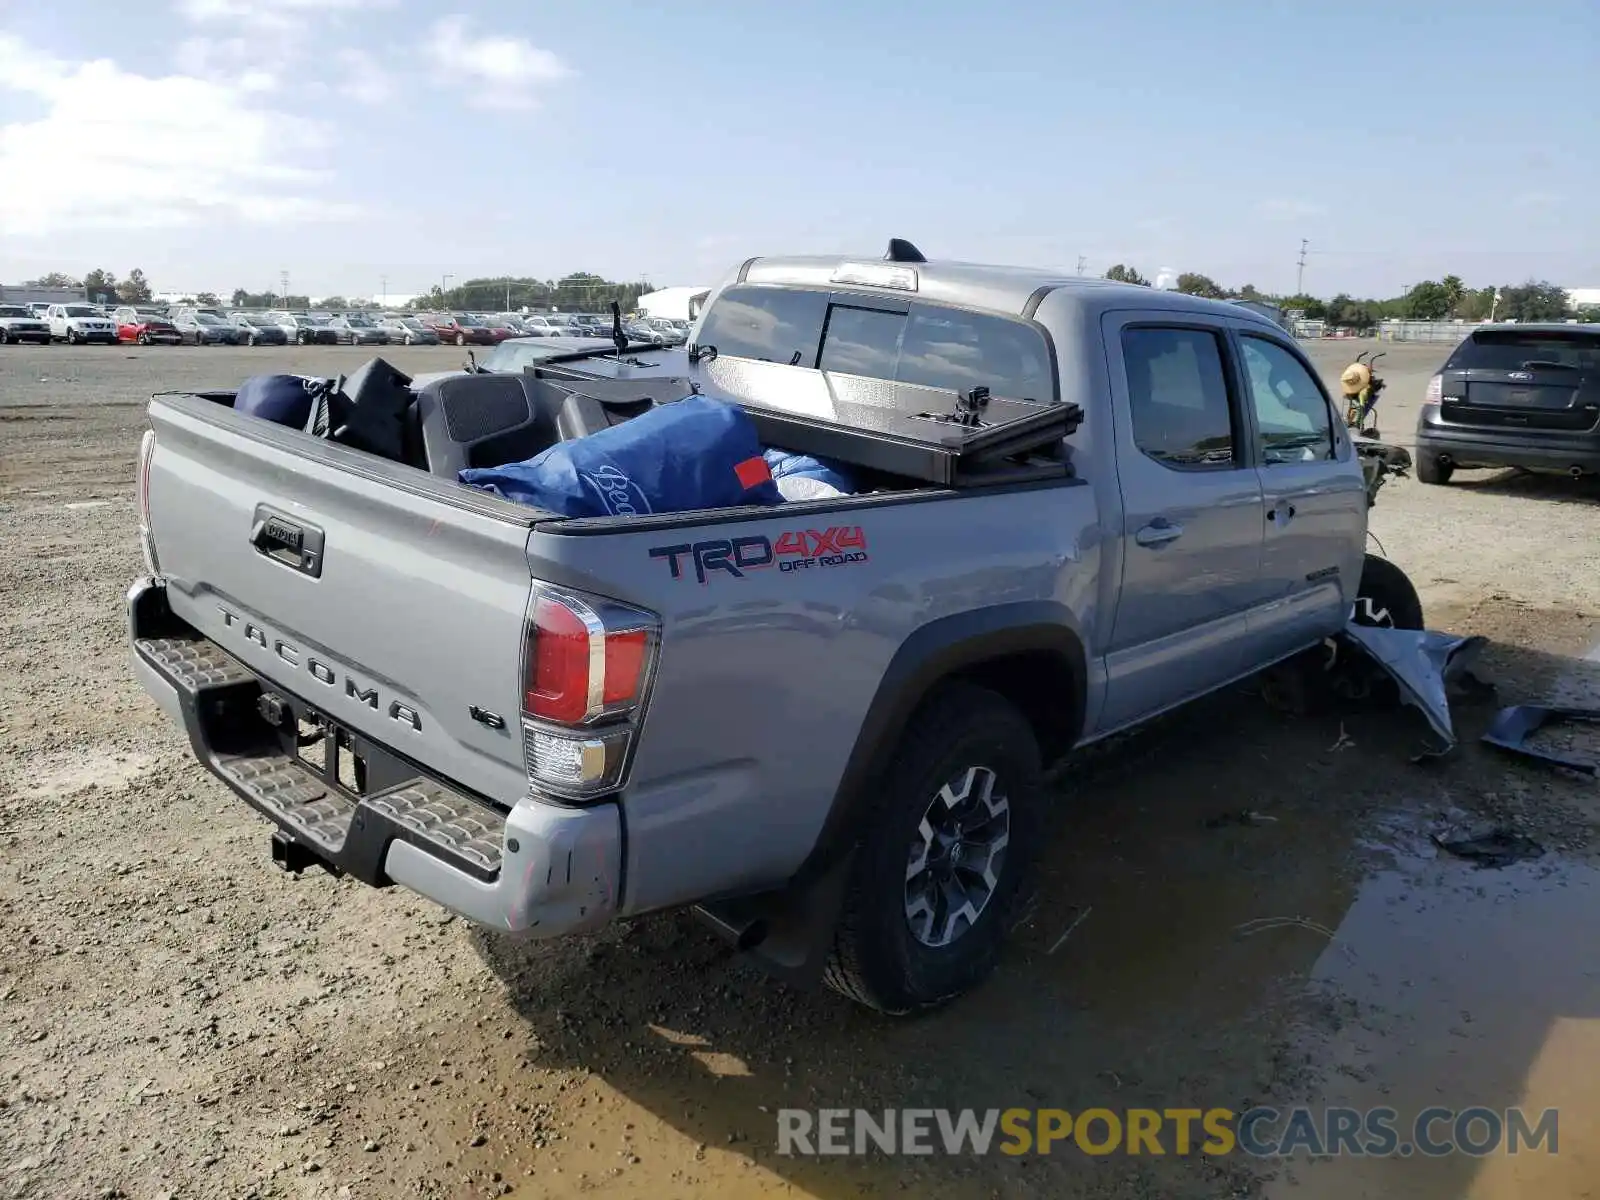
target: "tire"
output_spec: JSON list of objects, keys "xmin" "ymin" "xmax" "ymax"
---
[
  {"xmin": 1352, "ymin": 552, "xmax": 1424, "ymax": 630},
  {"xmin": 296, "ymin": 331, "xmax": 307, "ymax": 345},
  {"xmin": 0, "ymin": 329, "xmax": 8, "ymax": 345},
  {"xmin": 246, "ymin": 334, "xmax": 257, "ymax": 347},
  {"xmin": 404, "ymin": 334, "xmax": 413, "ymax": 345},
  {"xmin": 455, "ymin": 332, "xmax": 466, "ymax": 347},
  {"xmin": 67, "ymin": 329, "xmax": 80, "ymax": 345},
  {"xmin": 1415, "ymin": 454, "xmax": 1453, "ymax": 486},
  {"xmin": 823, "ymin": 682, "xmax": 1043, "ymax": 1014},
  {"xmin": 137, "ymin": 332, "xmax": 150, "ymax": 345}
]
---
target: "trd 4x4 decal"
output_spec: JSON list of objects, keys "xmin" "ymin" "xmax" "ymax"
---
[{"xmin": 649, "ymin": 526, "xmax": 868, "ymax": 583}]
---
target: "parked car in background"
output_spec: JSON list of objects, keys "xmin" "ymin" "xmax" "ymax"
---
[
  {"xmin": 621, "ymin": 318, "xmax": 669, "ymax": 347},
  {"xmin": 328, "ymin": 313, "xmax": 390, "ymax": 346},
  {"xmin": 377, "ymin": 315, "xmax": 440, "ymax": 345},
  {"xmin": 0, "ymin": 304, "xmax": 52, "ymax": 344},
  {"xmin": 422, "ymin": 313, "xmax": 495, "ymax": 346},
  {"xmin": 169, "ymin": 309, "xmax": 240, "ymax": 345},
  {"xmin": 47, "ymin": 303, "xmax": 118, "ymax": 344},
  {"xmin": 114, "ymin": 306, "xmax": 183, "ymax": 345},
  {"xmin": 642, "ymin": 317, "xmax": 688, "ymax": 345},
  {"xmin": 404, "ymin": 334, "xmax": 619, "ymax": 388},
  {"xmin": 27, "ymin": 303, "xmax": 53, "ymax": 320},
  {"xmin": 475, "ymin": 315, "xmax": 520, "ymax": 343},
  {"xmin": 267, "ymin": 312, "xmax": 339, "ymax": 345},
  {"xmin": 1415, "ymin": 323, "xmax": 1600, "ymax": 485},
  {"xmin": 228, "ymin": 313, "xmax": 289, "ymax": 346},
  {"xmin": 516, "ymin": 315, "xmax": 564, "ymax": 337}
]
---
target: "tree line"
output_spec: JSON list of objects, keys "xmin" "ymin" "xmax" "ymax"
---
[
  {"xmin": 27, "ymin": 264, "xmax": 1592, "ymax": 327},
  {"xmin": 1101, "ymin": 264, "xmax": 1592, "ymax": 327}
]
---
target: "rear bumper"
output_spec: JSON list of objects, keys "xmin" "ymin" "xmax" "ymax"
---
[
  {"xmin": 127, "ymin": 577, "xmax": 621, "ymax": 936},
  {"xmin": 1416, "ymin": 424, "xmax": 1600, "ymax": 473}
]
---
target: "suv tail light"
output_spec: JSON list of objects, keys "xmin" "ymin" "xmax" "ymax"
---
[
  {"xmin": 136, "ymin": 429, "xmax": 159, "ymax": 574},
  {"xmin": 1424, "ymin": 373, "xmax": 1442, "ymax": 406},
  {"xmin": 520, "ymin": 585, "xmax": 659, "ymax": 799}
]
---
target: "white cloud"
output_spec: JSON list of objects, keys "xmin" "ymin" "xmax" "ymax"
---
[
  {"xmin": 337, "ymin": 48, "xmax": 397, "ymax": 106},
  {"xmin": 425, "ymin": 15, "xmax": 572, "ymax": 111},
  {"xmin": 0, "ymin": 35, "xmax": 356, "ymax": 236}
]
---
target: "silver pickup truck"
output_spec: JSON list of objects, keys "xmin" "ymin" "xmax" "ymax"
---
[{"xmin": 129, "ymin": 245, "xmax": 1419, "ymax": 1013}]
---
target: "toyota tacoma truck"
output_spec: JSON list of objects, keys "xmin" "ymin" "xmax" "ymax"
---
[{"xmin": 128, "ymin": 244, "xmax": 1419, "ymax": 1013}]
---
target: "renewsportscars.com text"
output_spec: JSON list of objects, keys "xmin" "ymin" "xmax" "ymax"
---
[{"xmin": 776, "ymin": 1106, "xmax": 1559, "ymax": 1158}]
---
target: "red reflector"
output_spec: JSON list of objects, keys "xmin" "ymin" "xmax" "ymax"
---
[
  {"xmin": 734, "ymin": 455, "xmax": 773, "ymax": 491},
  {"xmin": 524, "ymin": 597, "xmax": 591, "ymax": 724},
  {"xmin": 602, "ymin": 630, "xmax": 648, "ymax": 705}
]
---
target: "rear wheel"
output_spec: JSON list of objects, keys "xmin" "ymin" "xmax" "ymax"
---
[
  {"xmin": 1416, "ymin": 455, "xmax": 1453, "ymax": 486},
  {"xmin": 823, "ymin": 682, "xmax": 1043, "ymax": 1014},
  {"xmin": 67, "ymin": 329, "xmax": 80, "ymax": 345},
  {"xmin": 455, "ymin": 332, "xmax": 466, "ymax": 346}
]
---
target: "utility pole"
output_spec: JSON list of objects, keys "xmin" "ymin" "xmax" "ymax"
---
[
  {"xmin": 1295, "ymin": 239, "xmax": 1308, "ymax": 296},
  {"xmin": 441, "ymin": 274, "xmax": 453, "ymax": 304},
  {"xmin": 1076, "ymin": 256, "xmax": 1087, "ymax": 276},
  {"xmin": 380, "ymin": 275, "xmax": 387, "ymax": 307},
  {"xmin": 279, "ymin": 270, "xmax": 289, "ymax": 305},
  {"xmin": 505, "ymin": 277, "xmax": 512, "ymax": 311}
]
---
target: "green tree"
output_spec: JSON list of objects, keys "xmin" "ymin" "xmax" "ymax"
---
[
  {"xmin": 1278, "ymin": 293, "xmax": 1327, "ymax": 320},
  {"xmin": 119, "ymin": 268, "xmax": 154, "ymax": 303},
  {"xmin": 194, "ymin": 292, "xmax": 220, "ymax": 306},
  {"xmin": 82, "ymin": 268, "xmax": 119, "ymax": 303},
  {"xmin": 1175, "ymin": 272, "xmax": 1224, "ymax": 298},
  {"xmin": 1104, "ymin": 264, "xmax": 1149, "ymax": 286},
  {"xmin": 318, "ymin": 296, "xmax": 349, "ymax": 310},
  {"xmin": 1575, "ymin": 306, "xmax": 1600, "ymax": 324},
  {"xmin": 26, "ymin": 271, "xmax": 81, "ymax": 289},
  {"xmin": 1402, "ymin": 280, "xmax": 1451, "ymax": 320},
  {"xmin": 1496, "ymin": 280, "xmax": 1571, "ymax": 323},
  {"xmin": 1440, "ymin": 274, "xmax": 1465, "ymax": 315},
  {"xmin": 1234, "ymin": 283, "xmax": 1265, "ymax": 302}
]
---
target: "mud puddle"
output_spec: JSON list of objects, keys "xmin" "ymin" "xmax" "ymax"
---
[{"xmin": 1265, "ymin": 835, "xmax": 1599, "ymax": 1199}]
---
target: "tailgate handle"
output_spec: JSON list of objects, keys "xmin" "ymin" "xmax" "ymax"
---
[{"xmin": 249, "ymin": 506, "xmax": 324, "ymax": 578}]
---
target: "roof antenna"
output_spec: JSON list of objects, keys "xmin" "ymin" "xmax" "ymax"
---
[
  {"xmin": 885, "ymin": 238, "xmax": 926, "ymax": 264},
  {"xmin": 609, "ymin": 300, "xmax": 628, "ymax": 357}
]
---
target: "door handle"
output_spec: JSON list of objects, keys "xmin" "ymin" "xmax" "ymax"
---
[
  {"xmin": 249, "ymin": 505, "xmax": 324, "ymax": 578},
  {"xmin": 1135, "ymin": 520, "xmax": 1184, "ymax": 547}
]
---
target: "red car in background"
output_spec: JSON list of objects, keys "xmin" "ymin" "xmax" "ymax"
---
[
  {"xmin": 422, "ymin": 312, "xmax": 496, "ymax": 346},
  {"xmin": 113, "ymin": 307, "xmax": 181, "ymax": 345}
]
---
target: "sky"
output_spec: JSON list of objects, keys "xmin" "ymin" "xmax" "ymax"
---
[{"xmin": 1, "ymin": 0, "xmax": 1596, "ymax": 301}]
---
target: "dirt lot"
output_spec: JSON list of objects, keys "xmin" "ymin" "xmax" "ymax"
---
[{"xmin": 2, "ymin": 340, "xmax": 1598, "ymax": 1199}]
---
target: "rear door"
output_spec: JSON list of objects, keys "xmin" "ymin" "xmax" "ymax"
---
[
  {"xmin": 1233, "ymin": 329, "xmax": 1367, "ymax": 657},
  {"xmin": 1097, "ymin": 313, "xmax": 1266, "ymax": 730},
  {"xmin": 1439, "ymin": 329, "xmax": 1600, "ymax": 435}
]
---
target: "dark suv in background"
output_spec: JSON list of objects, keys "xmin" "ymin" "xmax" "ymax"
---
[{"xmin": 1416, "ymin": 324, "xmax": 1600, "ymax": 485}]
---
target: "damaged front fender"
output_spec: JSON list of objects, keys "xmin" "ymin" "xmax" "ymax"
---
[{"xmin": 1339, "ymin": 624, "xmax": 1488, "ymax": 755}]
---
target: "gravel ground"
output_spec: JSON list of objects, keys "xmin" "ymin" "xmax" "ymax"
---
[{"xmin": 2, "ymin": 340, "xmax": 1598, "ymax": 1200}]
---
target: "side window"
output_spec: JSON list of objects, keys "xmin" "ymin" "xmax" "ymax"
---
[
  {"xmin": 1121, "ymin": 327, "xmax": 1238, "ymax": 469},
  {"xmin": 1239, "ymin": 336, "xmax": 1336, "ymax": 464},
  {"xmin": 898, "ymin": 306, "xmax": 1053, "ymax": 401},
  {"xmin": 818, "ymin": 305, "xmax": 904, "ymax": 378},
  {"xmin": 694, "ymin": 285, "xmax": 827, "ymax": 366}
]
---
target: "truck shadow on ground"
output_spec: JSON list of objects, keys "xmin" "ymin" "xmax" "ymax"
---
[{"xmin": 474, "ymin": 634, "xmax": 1599, "ymax": 1199}]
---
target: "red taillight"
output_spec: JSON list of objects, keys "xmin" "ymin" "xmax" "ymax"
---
[
  {"xmin": 522, "ymin": 590, "xmax": 654, "ymax": 725},
  {"xmin": 1424, "ymin": 373, "xmax": 1442, "ymax": 404},
  {"xmin": 520, "ymin": 586, "xmax": 658, "ymax": 800}
]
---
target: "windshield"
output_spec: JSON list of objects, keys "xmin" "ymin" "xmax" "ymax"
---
[
  {"xmin": 195, "ymin": 313, "xmax": 224, "ymax": 325},
  {"xmin": 0, "ymin": 306, "xmax": 28, "ymax": 317},
  {"xmin": 64, "ymin": 305, "xmax": 98, "ymax": 318},
  {"xmin": 345, "ymin": 315, "xmax": 373, "ymax": 326},
  {"xmin": 1454, "ymin": 332, "xmax": 1600, "ymax": 373},
  {"xmin": 480, "ymin": 341, "xmax": 586, "ymax": 372},
  {"xmin": 398, "ymin": 318, "xmax": 425, "ymax": 329},
  {"xmin": 303, "ymin": 315, "xmax": 330, "ymax": 326}
]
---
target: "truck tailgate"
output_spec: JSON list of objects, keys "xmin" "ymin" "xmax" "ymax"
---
[{"xmin": 144, "ymin": 396, "xmax": 537, "ymax": 804}]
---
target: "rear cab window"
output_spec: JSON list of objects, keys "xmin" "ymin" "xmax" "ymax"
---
[
  {"xmin": 1120, "ymin": 327, "xmax": 1240, "ymax": 469},
  {"xmin": 697, "ymin": 284, "xmax": 1055, "ymax": 402}
]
